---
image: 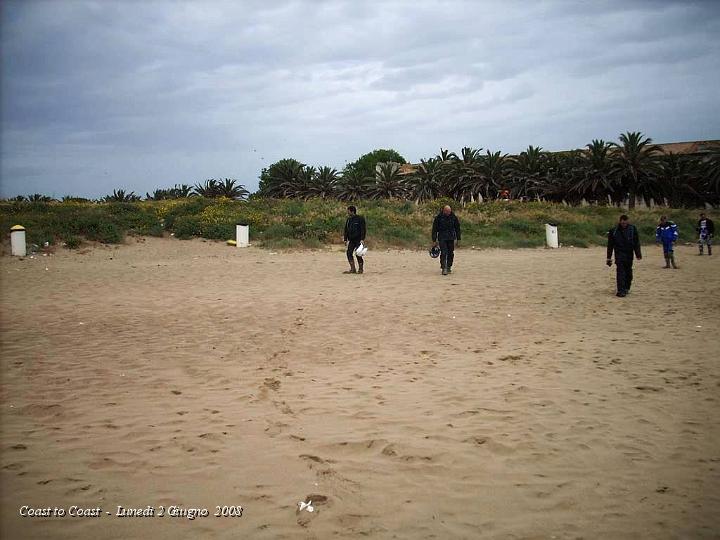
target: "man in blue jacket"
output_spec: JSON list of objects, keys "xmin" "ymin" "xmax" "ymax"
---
[
  {"xmin": 607, "ymin": 215, "xmax": 642, "ymax": 297},
  {"xmin": 655, "ymin": 215, "xmax": 679, "ymax": 269}
]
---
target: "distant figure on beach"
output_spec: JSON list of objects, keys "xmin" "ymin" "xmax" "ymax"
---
[
  {"xmin": 655, "ymin": 215, "xmax": 679, "ymax": 269},
  {"xmin": 432, "ymin": 205, "xmax": 461, "ymax": 276},
  {"xmin": 607, "ymin": 214, "xmax": 642, "ymax": 297},
  {"xmin": 343, "ymin": 205, "xmax": 366, "ymax": 274},
  {"xmin": 697, "ymin": 212, "xmax": 714, "ymax": 256}
]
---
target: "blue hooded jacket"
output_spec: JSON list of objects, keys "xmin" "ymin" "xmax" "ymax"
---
[{"xmin": 656, "ymin": 220, "xmax": 678, "ymax": 244}]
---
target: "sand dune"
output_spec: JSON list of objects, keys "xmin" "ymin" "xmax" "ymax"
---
[{"xmin": 1, "ymin": 237, "xmax": 719, "ymax": 539}]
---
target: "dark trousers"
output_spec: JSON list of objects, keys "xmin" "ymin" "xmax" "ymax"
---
[
  {"xmin": 346, "ymin": 240, "xmax": 363, "ymax": 265},
  {"xmin": 616, "ymin": 258, "xmax": 633, "ymax": 293},
  {"xmin": 439, "ymin": 238, "xmax": 455, "ymax": 269}
]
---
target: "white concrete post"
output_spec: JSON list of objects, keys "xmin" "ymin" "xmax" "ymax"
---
[
  {"xmin": 545, "ymin": 223, "xmax": 559, "ymax": 249},
  {"xmin": 236, "ymin": 224, "xmax": 249, "ymax": 247},
  {"xmin": 10, "ymin": 225, "xmax": 27, "ymax": 256}
]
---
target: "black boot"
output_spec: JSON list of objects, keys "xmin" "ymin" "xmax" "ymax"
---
[
  {"xmin": 663, "ymin": 255, "xmax": 670, "ymax": 268},
  {"xmin": 343, "ymin": 260, "xmax": 357, "ymax": 274},
  {"xmin": 357, "ymin": 258, "xmax": 364, "ymax": 274},
  {"xmin": 670, "ymin": 253, "xmax": 678, "ymax": 269}
]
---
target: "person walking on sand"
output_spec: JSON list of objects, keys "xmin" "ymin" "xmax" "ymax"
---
[
  {"xmin": 607, "ymin": 214, "xmax": 642, "ymax": 297},
  {"xmin": 655, "ymin": 215, "xmax": 679, "ymax": 269},
  {"xmin": 697, "ymin": 212, "xmax": 714, "ymax": 256},
  {"xmin": 343, "ymin": 205, "xmax": 366, "ymax": 274},
  {"xmin": 432, "ymin": 205, "xmax": 461, "ymax": 275}
]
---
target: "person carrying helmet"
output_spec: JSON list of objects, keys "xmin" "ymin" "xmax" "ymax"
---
[
  {"xmin": 343, "ymin": 205, "xmax": 367, "ymax": 274},
  {"xmin": 432, "ymin": 205, "xmax": 461, "ymax": 275},
  {"xmin": 606, "ymin": 214, "xmax": 642, "ymax": 297},
  {"xmin": 655, "ymin": 215, "xmax": 679, "ymax": 269},
  {"xmin": 697, "ymin": 212, "xmax": 714, "ymax": 256}
]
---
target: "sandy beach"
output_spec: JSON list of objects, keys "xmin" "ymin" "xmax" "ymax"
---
[{"xmin": 1, "ymin": 237, "xmax": 718, "ymax": 539}]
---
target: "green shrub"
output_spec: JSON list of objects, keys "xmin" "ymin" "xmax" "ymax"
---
[
  {"xmin": 64, "ymin": 236, "xmax": 82, "ymax": 249},
  {"xmin": 505, "ymin": 218, "xmax": 537, "ymax": 235},
  {"xmin": 174, "ymin": 215, "xmax": 202, "ymax": 239},
  {"xmin": 201, "ymin": 221, "xmax": 235, "ymax": 240},
  {"xmin": 264, "ymin": 237, "xmax": 300, "ymax": 249},
  {"xmin": 262, "ymin": 223, "xmax": 294, "ymax": 240},
  {"xmin": 0, "ymin": 199, "xmax": 707, "ymax": 250},
  {"xmin": 94, "ymin": 222, "xmax": 122, "ymax": 243},
  {"xmin": 147, "ymin": 224, "xmax": 164, "ymax": 237}
]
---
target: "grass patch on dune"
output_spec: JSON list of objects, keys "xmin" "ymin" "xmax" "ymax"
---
[{"xmin": 0, "ymin": 198, "xmax": 708, "ymax": 250}]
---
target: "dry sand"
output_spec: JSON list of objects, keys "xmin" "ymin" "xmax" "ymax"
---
[{"xmin": 1, "ymin": 237, "xmax": 719, "ymax": 539}]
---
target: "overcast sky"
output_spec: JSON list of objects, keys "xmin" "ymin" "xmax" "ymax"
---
[{"xmin": 2, "ymin": 0, "xmax": 719, "ymax": 198}]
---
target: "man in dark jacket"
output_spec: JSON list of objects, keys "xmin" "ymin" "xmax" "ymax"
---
[
  {"xmin": 697, "ymin": 212, "xmax": 714, "ymax": 256},
  {"xmin": 343, "ymin": 205, "xmax": 366, "ymax": 274},
  {"xmin": 432, "ymin": 205, "xmax": 461, "ymax": 275},
  {"xmin": 607, "ymin": 214, "xmax": 642, "ymax": 297}
]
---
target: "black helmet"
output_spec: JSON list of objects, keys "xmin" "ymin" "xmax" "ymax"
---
[{"xmin": 429, "ymin": 245, "xmax": 441, "ymax": 258}]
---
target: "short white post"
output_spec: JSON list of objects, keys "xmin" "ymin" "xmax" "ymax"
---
[
  {"xmin": 10, "ymin": 225, "xmax": 27, "ymax": 256},
  {"xmin": 236, "ymin": 223, "xmax": 249, "ymax": 247},
  {"xmin": 545, "ymin": 223, "xmax": 559, "ymax": 249}
]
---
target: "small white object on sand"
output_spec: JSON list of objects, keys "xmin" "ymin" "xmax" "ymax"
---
[{"xmin": 298, "ymin": 500, "xmax": 314, "ymax": 512}]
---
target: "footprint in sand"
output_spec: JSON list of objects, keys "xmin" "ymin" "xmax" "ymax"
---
[{"xmin": 465, "ymin": 436, "xmax": 488, "ymax": 446}]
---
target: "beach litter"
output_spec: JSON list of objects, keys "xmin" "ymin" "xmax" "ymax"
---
[{"xmin": 298, "ymin": 500, "xmax": 314, "ymax": 513}]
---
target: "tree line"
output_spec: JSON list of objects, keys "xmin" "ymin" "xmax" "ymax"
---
[
  {"xmin": 257, "ymin": 133, "xmax": 719, "ymax": 209},
  {"xmin": 6, "ymin": 132, "xmax": 719, "ymax": 208}
]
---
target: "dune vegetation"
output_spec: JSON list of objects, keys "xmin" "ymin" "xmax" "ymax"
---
[{"xmin": 0, "ymin": 197, "xmax": 707, "ymax": 251}]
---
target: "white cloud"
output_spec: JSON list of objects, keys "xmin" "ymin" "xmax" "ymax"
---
[{"xmin": 1, "ymin": 0, "xmax": 719, "ymax": 197}]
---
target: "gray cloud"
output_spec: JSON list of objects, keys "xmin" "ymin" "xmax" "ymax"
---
[{"xmin": 1, "ymin": 0, "xmax": 719, "ymax": 198}]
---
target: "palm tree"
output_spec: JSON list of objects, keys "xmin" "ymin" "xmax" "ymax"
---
[
  {"xmin": 434, "ymin": 147, "xmax": 484, "ymax": 203},
  {"xmin": 610, "ymin": 131, "xmax": 662, "ymax": 208},
  {"xmin": 281, "ymin": 166, "xmax": 316, "ymax": 199},
  {"xmin": 172, "ymin": 184, "xmax": 195, "ymax": 198},
  {"xmin": 544, "ymin": 151, "xmax": 586, "ymax": 205},
  {"xmin": 261, "ymin": 159, "xmax": 305, "ymax": 198},
  {"xmin": 479, "ymin": 150, "xmax": 510, "ymax": 201},
  {"xmin": 408, "ymin": 158, "xmax": 441, "ymax": 203},
  {"xmin": 147, "ymin": 184, "xmax": 197, "ymax": 200},
  {"xmin": 309, "ymin": 166, "xmax": 339, "ymax": 199},
  {"xmin": 703, "ymin": 143, "xmax": 720, "ymax": 202},
  {"xmin": 193, "ymin": 179, "xmax": 220, "ymax": 197},
  {"xmin": 146, "ymin": 188, "xmax": 171, "ymax": 200},
  {"xmin": 457, "ymin": 146, "xmax": 486, "ymax": 202},
  {"xmin": 369, "ymin": 162, "xmax": 408, "ymax": 199},
  {"xmin": 27, "ymin": 193, "xmax": 55, "ymax": 202},
  {"xmin": 571, "ymin": 140, "xmax": 617, "ymax": 204},
  {"xmin": 104, "ymin": 189, "xmax": 140, "ymax": 202},
  {"xmin": 336, "ymin": 170, "xmax": 371, "ymax": 201},
  {"xmin": 215, "ymin": 178, "xmax": 250, "ymax": 200},
  {"xmin": 435, "ymin": 148, "xmax": 458, "ymax": 162},
  {"xmin": 508, "ymin": 146, "xmax": 546, "ymax": 200},
  {"xmin": 657, "ymin": 153, "xmax": 701, "ymax": 207}
]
